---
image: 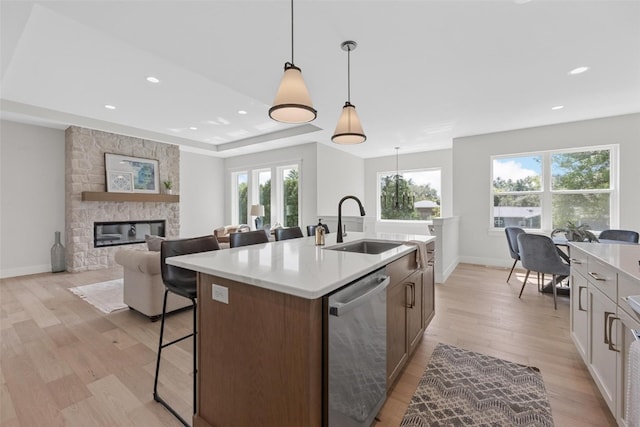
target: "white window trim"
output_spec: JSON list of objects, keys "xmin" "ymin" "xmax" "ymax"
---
[{"xmin": 489, "ymin": 144, "xmax": 619, "ymax": 234}]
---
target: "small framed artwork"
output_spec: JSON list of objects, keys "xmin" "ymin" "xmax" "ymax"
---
[
  {"xmin": 105, "ymin": 153, "xmax": 159, "ymax": 193},
  {"xmin": 106, "ymin": 171, "xmax": 134, "ymax": 193}
]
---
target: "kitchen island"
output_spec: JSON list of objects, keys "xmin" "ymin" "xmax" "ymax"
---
[{"xmin": 167, "ymin": 231, "xmax": 435, "ymax": 427}]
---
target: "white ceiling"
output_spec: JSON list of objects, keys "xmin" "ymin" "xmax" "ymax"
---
[{"xmin": 1, "ymin": 1, "xmax": 639, "ymax": 159}]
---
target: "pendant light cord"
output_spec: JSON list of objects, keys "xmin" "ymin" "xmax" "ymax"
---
[
  {"xmin": 290, "ymin": 0, "xmax": 295, "ymax": 64},
  {"xmin": 347, "ymin": 45, "xmax": 351, "ymax": 103}
]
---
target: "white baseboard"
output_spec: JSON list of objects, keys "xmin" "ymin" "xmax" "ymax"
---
[
  {"xmin": 0, "ymin": 264, "xmax": 51, "ymax": 279},
  {"xmin": 436, "ymin": 257, "xmax": 460, "ymax": 284}
]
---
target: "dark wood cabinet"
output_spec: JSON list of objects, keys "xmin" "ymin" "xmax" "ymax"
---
[{"xmin": 422, "ymin": 242, "xmax": 436, "ymax": 328}]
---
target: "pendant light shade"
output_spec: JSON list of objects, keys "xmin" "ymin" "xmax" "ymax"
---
[
  {"xmin": 269, "ymin": 62, "xmax": 317, "ymax": 123},
  {"xmin": 332, "ymin": 40, "xmax": 366, "ymax": 144},
  {"xmin": 332, "ymin": 102, "xmax": 366, "ymax": 144},
  {"xmin": 269, "ymin": 0, "xmax": 317, "ymax": 124}
]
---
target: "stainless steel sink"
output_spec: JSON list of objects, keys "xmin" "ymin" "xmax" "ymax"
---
[{"xmin": 325, "ymin": 239, "xmax": 403, "ymax": 255}]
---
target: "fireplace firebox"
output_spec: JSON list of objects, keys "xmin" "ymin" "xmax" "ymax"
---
[{"xmin": 94, "ymin": 220, "xmax": 165, "ymax": 248}]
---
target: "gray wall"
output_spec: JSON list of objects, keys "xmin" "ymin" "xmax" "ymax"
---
[{"xmin": 453, "ymin": 113, "xmax": 640, "ymax": 267}]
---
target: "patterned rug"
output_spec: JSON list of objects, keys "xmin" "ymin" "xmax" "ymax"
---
[
  {"xmin": 68, "ymin": 278, "xmax": 127, "ymax": 314},
  {"xmin": 401, "ymin": 343, "xmax": 554, "ymax": 427}
]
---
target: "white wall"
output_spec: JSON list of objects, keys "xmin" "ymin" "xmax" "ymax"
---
[
  {"xmin": 316, "ymin": 143, "xmax": 366, "ymax": 218},
  {"xmin": 453, "ymin": 113, "xmax": 640, "ymax": 268},
  {"xmin": 179, "ymin": 150, "xmax": 225, "ymax": 238},
  {"xmin": 364, "ymin": 149, "xmax": 453, "ymax": 234},
  {"xmin": 223, "ymin": 143, "xmax": 318, "ymax": 229},
  {"xmin": 0, "ymin": 120, "xmax": 66, "ymax": 278}
]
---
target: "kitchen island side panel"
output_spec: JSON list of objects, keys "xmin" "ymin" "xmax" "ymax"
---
[{"xmin": 195, "ymin": 272, "xmax": 323, "ymax": 427}]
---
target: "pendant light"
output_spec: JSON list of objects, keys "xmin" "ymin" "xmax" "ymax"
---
[
  {"xmin": 381, "ymin": 147, "xmax": 414, "ymax": 210},
  {"xmin": 332, "ymin": 40, "xmax": 366, "ymax": 144},
  {"xmin": 269, "ymin": 0, "xmax": 317, "ymax": 124}
]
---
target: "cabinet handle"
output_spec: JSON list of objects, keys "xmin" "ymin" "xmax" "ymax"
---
[
  {"xmin": 577, "ymin": 286, "xmax": 587, "ymax": 312},
  {"xmin": 604, "ymin": 311, "xmax": 615, "ymax": 344},
  {"xmin": 607, "ymin": 315, "xmax": 620, "ymax": 352},
  {"xmin": 404, "ymin": 282, "xmax": 415, "ymax": 308},
  {"xmin": 588, "ymin": 271, "xmax": 606, "ymax": 281},
  {"xmin": 570, "ymin": 258, "xmax": 583, "ymax": 264}
]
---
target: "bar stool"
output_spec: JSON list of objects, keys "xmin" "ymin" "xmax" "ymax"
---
[{"xmin": 153, "ymin": 235, "xmax": 220, "ymax": 426}]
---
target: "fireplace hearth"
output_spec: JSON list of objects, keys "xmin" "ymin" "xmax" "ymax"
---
[{"xmin": 94, "ymin": 220, "xmax": 165, "ymax": 248}]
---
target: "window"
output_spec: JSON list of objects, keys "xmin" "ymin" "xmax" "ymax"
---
[
  {"xmin": 232, "ymin": 171, "xmax": 248, "ymax": 225},
  {"xmin": 491, "ymin": 146, "xmax": 616, "ymax": 231},
  {"xmin": 231, "ymin": 162, "xmax": 300, "ymax": 228},
  {"xmin": 378, "ymin": 169, "xmax": 441, "ymax": 221}
]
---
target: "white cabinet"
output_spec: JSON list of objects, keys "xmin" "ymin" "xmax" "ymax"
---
[
  {"xmin": 571, "ymin": 271, "xmax": 589, "ymax": 359},
  {"xmin": 570, "ymin": 244, "xmax": 640, "ymax": 427},
  {"xmin": 588, "ymin": 284, "xmax": 618, "ymax": 413}
]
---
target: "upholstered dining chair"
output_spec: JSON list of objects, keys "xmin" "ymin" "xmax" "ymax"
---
[
  {"xmin": 274, "ymin": 226, "xmax": 304, "ymax": 241},
  {"xmin": 306, "ymin": 224, "xmax": 330, "ymax": 237},
  {"xmin": 517, "ymin": 233, "xmax": 570, "ymax": 310},
  {"xmin": 154, "ymin": 235, "xmax": 220, "ymax": 426},
  {"xmin": 599, "ymin": 229, "xmax": 639, "ymax": 243},
  {"xmin": 504, "ymin": 227, "xmax": 526, "ymax": 282},
  {"xmin": 229, "ymin": 229, "xmax": 269, "ymax": 248}
]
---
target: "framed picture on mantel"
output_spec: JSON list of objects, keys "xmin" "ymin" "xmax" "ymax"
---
[{"xmin": 105, "ymin": 153, "xmax": 159, "ymax": 194}]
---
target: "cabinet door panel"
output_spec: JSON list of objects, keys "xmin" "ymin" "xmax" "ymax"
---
[
  {"xmin": 589, "ymin": 285, "xmax": 618, "ymax": 414},
  {"xmin": 406, "ymin": 270, "xmax": 423, "ymax": 355},
  {"xmin": 387, "ymin": 279, "xmax": 408, "ymax": 386},
  {"xmin": 571, "ymin": 272, "xmax": 589, "ymax": 360}
]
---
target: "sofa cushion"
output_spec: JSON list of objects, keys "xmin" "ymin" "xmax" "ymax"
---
[{"xmin": 145, "ymin": 234, "xmax": 165, "ymax": 251}]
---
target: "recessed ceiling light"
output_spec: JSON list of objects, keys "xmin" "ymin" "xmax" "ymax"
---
[
  {"xmin": 104, "ymin": 104, "xmax": 116, "ymax": 110},
  {"xmin": 551, "ymin": 105, "xmax": 564, "ymax": 110},
  {"xmin": 238, "ymin": 110, "xmax": 248, "ymax": 115},
  {"xmin": 189, "ymin": 126, "xmax": 198, "ymax": 130},
  {"xmin": 146, "ymin": 76, "xmax": 160, "ymax": 83},
  {"xmin": 568, "ymin": 66, "xmax": 589, "ymax": 75}
]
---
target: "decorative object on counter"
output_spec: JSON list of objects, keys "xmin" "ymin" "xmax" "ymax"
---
[
  {"xmin": 551, "ymin": 221, "xmax": 598, "ymax": 242},
  {"xmin": 332, "ymin": 40, "xmax": 366, "ymax": 144},
  {"xmin": 250, "ymin": 204, "xmax": 265, "ymax": 229},
  {"xmin": 336, "ymin": 195, "xmax": 366, "ymax": 243},
  {"xmin": 401, "ymin": 343, "xmax": 554, "ymax": 427},
  {"xmin": 68, "ymin": 279, "xmax": 127, "ymax": 314},
  {"xmin": 105, "ymin": 153, "xmax": 159, "ymax": 194},
  {"xmin": 269, "ymin": 0, "xmax": 316, "ymax": 124},
  {"xmin": 307, "ymin": 223, "xmax": 330, "ymax": 236},
  {"xmin": 163, "ymin": 180, "xmax": 173, "ymax": 195},
  {"xmin": 314, "ymin": 218, "xmax": 325, "ymax": 246},
  {"xmin": 51, "ymin": 231, "xmax": 65, "ymax": 273},
  {"xmin": 381, "ymin": 147, "xmax": 415, "ymax": 211}
]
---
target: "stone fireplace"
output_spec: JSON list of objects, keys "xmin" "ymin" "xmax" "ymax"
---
[{"xmin": 65, "ymin": 126, "xmax": 179, "ymax": 272}]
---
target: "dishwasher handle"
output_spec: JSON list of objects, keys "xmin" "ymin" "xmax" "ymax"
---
[{"xmin": 329, "ymin": 276, "xmax": 390, "ymax": 317}]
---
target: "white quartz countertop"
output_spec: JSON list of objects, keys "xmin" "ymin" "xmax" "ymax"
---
[
  {"xmin": 569, "ymin": 242, "xmax": 640, "ymax": 282},
  {"xmin": 167, "ymin": 231, "xmax": 435, "ymax": 299}
]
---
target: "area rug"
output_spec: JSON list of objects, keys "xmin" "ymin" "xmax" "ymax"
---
[
  {"xmin": 401, "ymin": 343, "xmax": 554, "ymax": 427},
  {"xmin": 68, "ymin": 279, "xmax": 127, "ymax": 314}
]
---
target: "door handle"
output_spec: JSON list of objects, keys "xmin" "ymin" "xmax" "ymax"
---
[
  {"xmin": 607, "ymin": 315, "xmax": 620, "ymax": 352},
  {"xmin": 604, "ymin": 311, "xmax": 615, "ymax": 344},
  {"xmin": 329, "ymin": 276, "xmax": 390, "ymax": 317},
  {"xmin": 578, "ymin": 286, "xmax": 587, "ymax": 312}
]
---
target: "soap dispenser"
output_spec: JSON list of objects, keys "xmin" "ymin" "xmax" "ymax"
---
[{"xmin": 315, "ymin": 219, "xmax": 325, "ymax": 246}]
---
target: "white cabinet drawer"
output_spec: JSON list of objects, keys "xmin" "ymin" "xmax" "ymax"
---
[
  {"xmin": 570, "ymin": 247, "xmax": 589, "ymax": 278},
  {"xmin": 587, "ymin": 257, "xmax": 618, "ymax": 301}
]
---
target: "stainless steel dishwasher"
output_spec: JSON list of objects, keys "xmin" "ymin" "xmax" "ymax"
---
[{"xmin": 325, "ymin": 267, "xmax": 389, "ymax": 427}]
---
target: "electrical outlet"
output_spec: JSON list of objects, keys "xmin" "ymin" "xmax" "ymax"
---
[{"xmin": 212, "ymin": 284, "xmax": 229, "ymax": 304}]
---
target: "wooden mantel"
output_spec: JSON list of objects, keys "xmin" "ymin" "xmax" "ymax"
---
[{"xmin": 81, "ymin": 191, "xmax": 179, "ymax": 203}]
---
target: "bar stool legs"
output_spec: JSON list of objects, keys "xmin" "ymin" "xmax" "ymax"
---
[{"xmin": 153, "ymin": 289, "xmax": 197, "ymax": 427}]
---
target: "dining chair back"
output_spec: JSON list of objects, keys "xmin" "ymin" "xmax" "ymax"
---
[
  {"xmin": 306, "ymin": 224, "xmax": 330, "ymax": 237},
  {"xmin": 229, "ymin": 229, "xmax": 269, "ymax": 248},
  {"xmin": 517, "ymin": 233, "xmax": 570, "ymax": 310},
  {"xmin": 274, "ymin": 226, "xmax": 304, "ymax": 241},
  {"xmin": 599, "ymin": 229, "xmax": 639, "ymax": 243},
  {"xmin": 504, "ymin": 227, "xmax": 525, "ymax": 282},
  {"xmin": 155, "ymin": 235, "xmax": 220, "ymax": 426}
]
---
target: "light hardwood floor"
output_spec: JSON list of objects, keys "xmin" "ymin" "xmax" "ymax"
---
[{"xmin": 1, "ymin": 263, "xmax": 616, "ymax": 427}]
